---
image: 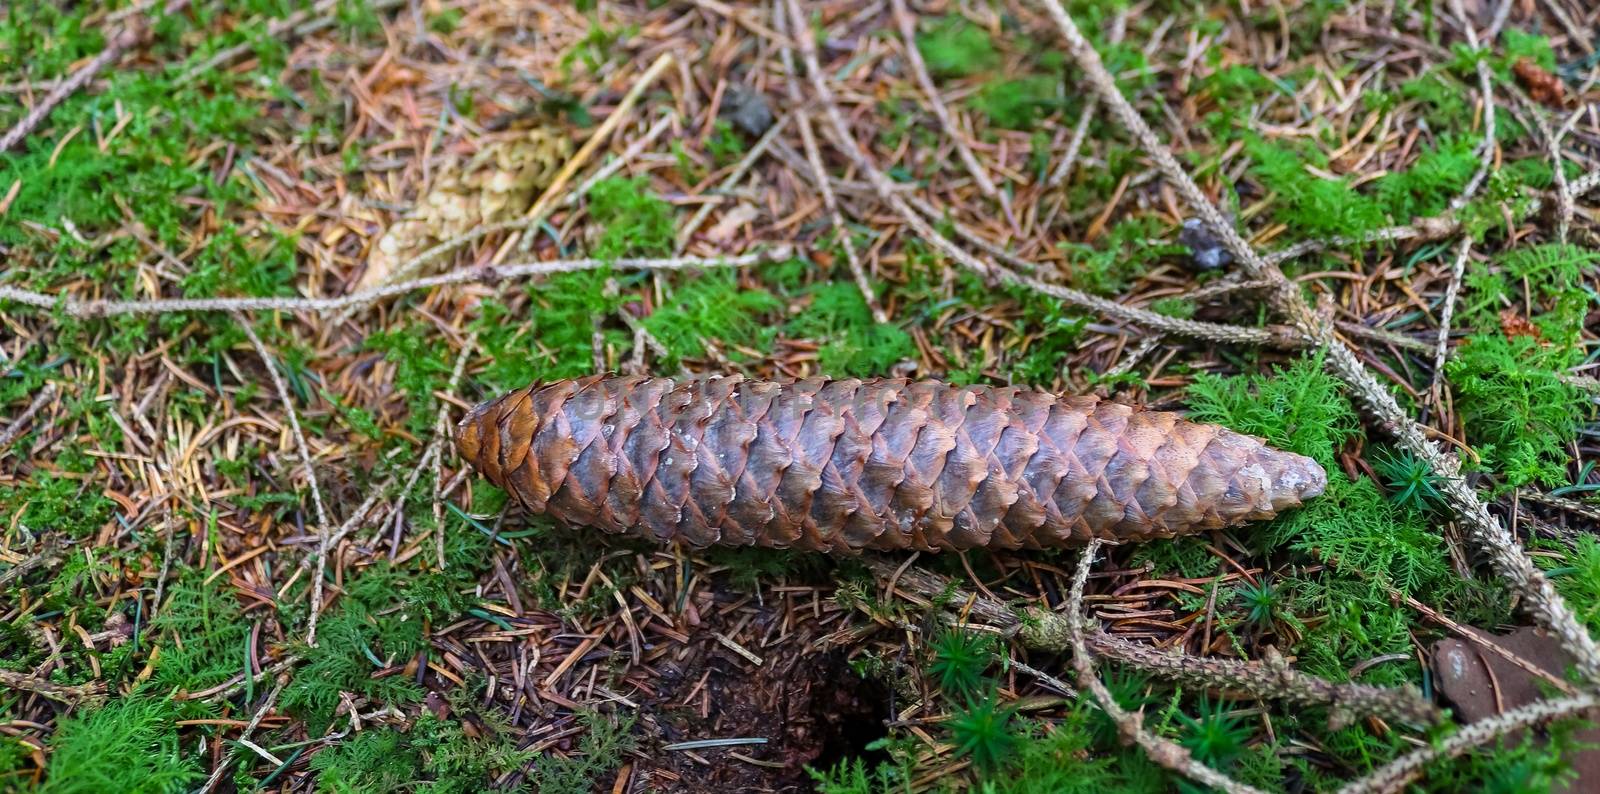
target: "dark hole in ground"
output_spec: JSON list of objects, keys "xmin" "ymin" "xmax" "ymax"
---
[
  {"xmin": 803, "ymin": 651, "xmax": 893, "ymax": 775},
  {"xmin": 639, "ymin": 607, "xmax": 893, "ymax": 792}
]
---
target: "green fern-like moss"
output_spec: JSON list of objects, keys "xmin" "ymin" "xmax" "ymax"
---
[
  {"xmin": 914, "ymin": 16, "xmax": 998, "ymax": 79},
  {"xmin": 39, "ymin": 698, "xmax": 202, "ymax": 794}
]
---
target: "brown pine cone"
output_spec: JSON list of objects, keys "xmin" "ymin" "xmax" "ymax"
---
[{"xmin": 455, "ymin": 376, "xmax": 1326, "ymax": 552}]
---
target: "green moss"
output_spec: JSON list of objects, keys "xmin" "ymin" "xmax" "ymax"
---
[
  {"xmin": 972, "ymin": 75, "xmax": 1062, "ymax": 130},
  {"xmin": 587, "ymin": 176, "xmax": 675, "ymax": 260},
  {"xmin": 144, "ymin": 573, "xmax": 253, "ymax": 695},
  {"xmin": 1449, "ymin": 335, "xmax": 1583, "ymax": 488},
  {"xmin": 928, "ymin": 628, "xmax": 994, "ymax": 700},
  {"xmin": 1542, "ymin": 535, "xmax": 1600, "ymax": 637},
  {"xmin": 1180, "ymin": 355, "xmax": 1501, "ymax": 724},
  {"xmin": 471, "ymin": 270, "xmax": 627, "ymax": 391},
  {"xmin": 311, "ymin": 729, "xmax": 420, "ymax": 794},
  {"xmin": 1183, "ymin": 355, "xmax": 1358, "ymax": 470},
  {"xmin": 948, "ymin": 691, "xmax": 1017, "ymax": 772},
  {"xmin": 305, "ymin": 695, "xmax": 562, "ymax": 791},
  {"xmin": 2, "ymin": 470, "xmax": 117, "ymax": 540},
  {"xmin": 366, "ymin": 321, "xmax": 457, "ymax": 437},
  {"xmin": 524, "ymin": 710, "xmax": 636, "ymax": 793},
  {"xmin": 705, "ymin": 119, "xmax": 747, "ymax": 168},
  {"xmin": 1057, "ymin": 216, "xmax": 1184, "ymax": 296},
  {"xmin": 281, "ymin": 566, "xmax": 466, "ymax": 731},
  {"xmin": 1500, "ymin": 28, "xmax": 1557, "ymax": 71},
  {"xmin": 914, "ymin": 16, "xmax": 998, "ymax": 79},
  {"xmin": 40, "ymin": 698, "xmax": 202, "ymax": 794},
  {"xmin": 1448, "ymin": 245, "xmax": 1596, "ymax": 488},
  {"xmin": 1199, "ymin": 64, "xmax": 1281, "ymax": 105},
  {"xmin": 1246, "ymin": 137, "xmax": 1386, "ymax": 241},
  {"xmin": 1372, "ymin": 135, "xmax": 1478, "ymax": 221},
  {"xmin": 787, "ymin": 281, "xmax": 914, "ymax": 377},
  {"xmin": 639, "ymin": 269, "xmax": 781, "ymax": 364}
]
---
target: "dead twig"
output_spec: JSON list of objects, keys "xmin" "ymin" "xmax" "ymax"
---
[
  {"xmin": 1034, "ymin": 0, "xmax": 1600, "ymax": 688},
  {"xmin": 237, "ymin": 314, "xmax": 332, "ymax": 645},
  {"xmin": 1335, "ymin": 692, "xmax": 1599, "ymax": 794},
  {"xmin": 1429, "ymin": 237, "xmax": 1472, "ymax": 405},
  {"xmin": 870, "ymin": 559, "xmax": 1442, "ymax": 728},
  {"xmin": 1062, "ymin": 542, "xmax": 1268, "ymax": 794},
  {"xmin": 0, "ymin": 249, "xmax": 793, "ymax": 318},
  {"xmin": 889, "ymin": 0, "xmax": 1001, "ymax": 203},
  {"xmin": 0, "ymin": 668, "xmax": 106, "ymax": 706},
  {"xmin": 0, "ymin": 382, "xmax": 57, "ymax": 453},
  {"xmin": 774, "ymin": 6, "xmax": 885, "ymax": 323}
]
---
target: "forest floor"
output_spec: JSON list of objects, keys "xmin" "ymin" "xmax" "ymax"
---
[{"xmin": 5, "ymin": 0, "xmax": 1600, "ymax": 791}]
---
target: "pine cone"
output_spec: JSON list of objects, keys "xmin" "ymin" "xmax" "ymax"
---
[{"xmin": 455, "ymin": 376, "xmax": 1326, "ymax": 551}]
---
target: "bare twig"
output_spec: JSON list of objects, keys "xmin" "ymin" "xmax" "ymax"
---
[
  {"xmin": 869, "ymin": 559, "xmax": 1442, "ymax": 728},
  {"xmin": 0, "ymin": 382, "xmax": 57, "ymax": 453},
  {"xmin": 1061, "ymin": 542, "xmax": 1267, "ymax": 794},
  {"xmin": 198, "ymin": 677, "xmax": 287, "ymax": 794},
  {"xmin": 1443, "ymin": 0, "xmax": 1503, "ymax": 210},
  {"xmin": 774, "ymin": 4, "xmax": 886, "ymax": 323},
  {"xmin": 889, "ymin": 0, "xmax": 1000, "ymax": 201},
  {"xmin": 1429, "ymin": 237, "xmax": 1472, "ymax": 404},
  {"xmin": 237, "ymin": 316, "xmax": 328, "ymax": 529},
  {"xmin": 0, "ymin": 249, "xmax": 793, "ymax": 318},
  {"xmin": 1520, "ymin": 491, "xmax": 1600, "ymax": 526},
  {"xmin": 434, "ymin": 330, "xmax": 477, "ymax": 569},
  {"xmin": 237, "ymin": 315, "xmax": 331, "ymax": 645},
  {"xmin": 1034, "ymin": 0, "xmax": 1600, "ymax": 687},
  {"xmin": 0, "ymin": 669, "xmax": 106, "ymax": 706},
  {"xmin": 1335, "ymin": 692, "xmax": 1600, "ymax": 794},
  {"xmin": 1047, "ymin": 96, "xmax": 1098, "ymax": 190}
]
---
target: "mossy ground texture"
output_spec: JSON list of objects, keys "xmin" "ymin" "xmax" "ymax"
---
[{"xmin": 3, "ymin": 1, "xmax": 1600, "ymax": 791}]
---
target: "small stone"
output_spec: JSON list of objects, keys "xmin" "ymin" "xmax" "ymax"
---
[
  {"xmin": 719, "ymin": 85, "xmax": 774, "ymax": 137},
  {"xmin": 1178, "ymin": 218, "xmax": 1234, "ymax": 271}
]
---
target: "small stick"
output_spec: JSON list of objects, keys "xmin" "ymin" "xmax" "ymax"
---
[
  {"xmin": 1444, "ymin": 0, "xmax": 1502, "ymax": 211},
  {"xmin": 1428, "ymin": 237, "xmax": 1471, "ymax": 406},
  {"xmin": 236, "ymin": 316, "xmax": 328, "ymax": 530},
  {"xmin": 506, "ymin": 52, "xmax": 677, "ymax": 259},
  {"xmin": 434, "ymin": 330, "xmax": 477, "ymax": 569},
  {"xmin": 1062, "ymin": 542, "xmax": 1268, "ymax": 794},
  {"xmin": 1047, "ymin": 97, "xmax": 1098, "ymax": 189},
  {"xmin": 774, "ymin": 3, "xmax": 885, "ymax": 323},
  {"xmin": 889, "ymin": 0, "xmax": 1001, "ymax": 202},
  {"xmin": 197, "ymin": 676, "xmax": 287, "ymax": 793},
  {"xmin": 1335, "ymin": 692, "xmax": 1599, "ymax": 794},
  {"xmin": 870, "ymin": 559, "xmax": 1443, "ymax": 728},
  {"xmin": 0, "ymin": 669, "xmax": 105, "ymax": 706},
  {"xmin": 237, "ymin": 315, "xmax": 331, "ymax": 645},
  {"xmin": 0, "ymin": 383, "xmax": 58, "ymax": 452},
  {"xmin": 0, "ymin": 249, "xmax": 793, "ymax": 319}
]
